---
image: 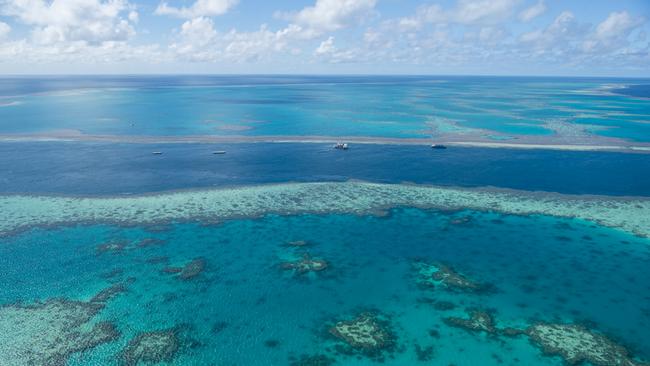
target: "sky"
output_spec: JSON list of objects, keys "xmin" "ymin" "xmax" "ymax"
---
[{"xmin": 0, "ymin": 0, "xmax": 648, "ymax": 76}]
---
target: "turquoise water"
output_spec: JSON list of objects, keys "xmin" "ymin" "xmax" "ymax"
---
[
  {"xmin": 2, "ymin": 76, "xmax": 650, "ymax": 365},
  {"xmin": 1, "ymin": 76, "xmax": 650, "ymax": 142},
  {"xmin": 2, "ymin": 208, "xmax": 649, "ymax": 365}
]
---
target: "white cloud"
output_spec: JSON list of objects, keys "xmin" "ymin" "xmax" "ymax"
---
[
  {"xmin": 0, "ymin": 21, "xmax": 10, "ymax": 40},
  {"xmin": 395, "ymin": 0, "xmax": 520, "ymax": 31},
  {"xmin": 454, "ymin": 0, "xmax": 520, "ymax": 25},
  {"xmin": 169, "ymin": 18, "xmax": 309, "ymax": 63},
  {"xmin": 519, "ymin": 0, "xmax": 546, "ymax": 22},
  {"xmin": 0, "ymin": 38, "xmax": 163, "ymax": 64},
  {"xmin": 595, "ymin": 11, "xmax": 643, "ymax": 40},
  {"xmin": 0, "ymin": 0, "xmax": 137, "ymax": 44},
  {"xmin": 315, "ymin": 36, "xmax": 335, "ymax": 55},
  {"xmin": 313, "ymin": 35, "xmax": 359, "ymax": 63},
  {"xmin": 155, "ymin": 0, "xmax": 238, "ymax": 19},
  {"xmin": 519, "ymin": 11, "xmax": 579, "ymax": 47},
  {"xmin": 582, "ymin": 11, "xmax": 645, "ymax": 53},
  {"xmin": 285, "ymin": 0, "xmax": 377, "ymax": 32}
]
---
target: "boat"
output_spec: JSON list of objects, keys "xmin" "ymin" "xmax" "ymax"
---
[
  {"xmin": 212, "ymin": 151, "xmax": 226, "ymax": 155},
  {"xmin": 334, "ymin": 143, "xmax": 349, "ymax": 150},
  {"xmin": 152, "ymin": 151, "xmax": 163, "ymax": 155},
  {"xmin": 431, "ymin": 144, "xmax": 447, "ymax": 149}
]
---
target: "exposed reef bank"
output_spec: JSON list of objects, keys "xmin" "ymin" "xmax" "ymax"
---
[
  {"xmin": 2, "ymin": 133, "xmax": 650, "ymax": 153},
  {"xmin": 1, "ymin": 182, "xmax": 649, "ymax": 238}
]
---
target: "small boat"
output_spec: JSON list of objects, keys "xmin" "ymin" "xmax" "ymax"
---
[
  {"xmin": 431, "ymin": 144, "xmax": 447, "ymax": 150},
  {"xmin": 334, "ymin": 143, "xmax": 349, "ymax": 150},
  {"xmin": 152, "ymin": 151, "xmax": 163, "ymax": 155},
  {"xmin": 212, "ymin": 151, "xmax": 226, "ymax": 155}
]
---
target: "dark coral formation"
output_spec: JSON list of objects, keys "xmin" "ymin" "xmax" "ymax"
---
[
  {"xmin": 0, "ymin": 291, "xmax": 121, "ymax": 366},
  {"xmin": 286, "ymin": 240, "xmax": 309, "ymax": 247},
  {"xmin": 281, "ymin": 253, "xmax": 328, "ymax": 275},
  {"xmin": 448, "ymin": 215, "xmax": 473, "ymax": 226},
  {"xmin": 329, "ymin": 312, "xmax": 397, "ymax": 360},
  {"xmin": 500, "ymin": 327, "xmax": 526, "ymax": 337},
  {"xmin": 90, "ymin": 282, "xmax": 128, "ymax": 303},
  {"xmin": 121, "ymin": 328, "xmax": 180, "ymax": 366},
  {"xmin": 443, "ymin": 309, "xmax": 497, "ymax": 334},
  {"xmin": 414, "ymin": 343, "xmax": 435, "ymax": 361},
  {"xmin": 416, "ymin": 297, "xmax": 457, "ymax": 311},
  {"xmin": 414, "ymin": 261, "xmax": 488, "ymax": 292},
  {"xmin": 96, "ymin": 240, "xmax": 128, "ymax": 255},
  {"xmin": 289, "ymin": 354, "xmax": 336, "ymax": 366},
  {"xmin": 97, "ymin": 237, "xmax": 165, "ymax": 255},
  {"xmin": 136, "ymin": 238, "xmax": 166, "ymax": 248},
  {"xmin": 526, "ymin": 323, "xmax": 648, "ymax": 366},
  {"xmin": 162, "ymin": 258, "xmax": 206, "ymax": 280}
]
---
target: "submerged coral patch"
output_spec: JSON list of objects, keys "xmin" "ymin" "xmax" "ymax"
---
[
  {"xmin": 443, "ymin": 309, "xmax": 497, "ymax": 335},
  {"xmin": 414, "ymin": 261, "xmax": 487, "ymax": 292},
  {"xmin": 121, "ymin": 328, "xmax": 180, "ymax": 366},
  {"xmin": 0, "ymin": 297, "xmax": 119, "ymax": 366},
  {"xmin": 526, "ymin": 323, "xmax": 646, "ymax": 366},
  {"xmin": 281, "ymin": 253, "xmax": 328, "ymax": 275},
  {"xmin": 162, "ymin": 258, "xmax": 206, "ymax": 280},
  {"xmin": 329, "ymin": 312, "xmax": 397, "ymax": 359},
  {"xmin": 289, "ymin": 354, "xmax": 336, "ymax": 366}
]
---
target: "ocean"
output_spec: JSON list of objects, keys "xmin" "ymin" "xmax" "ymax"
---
[{"xmin": 0, "ymin": 76, "xmax": 649, "ymax": 366}]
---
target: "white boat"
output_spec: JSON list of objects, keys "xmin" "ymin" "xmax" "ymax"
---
[
  {"xmin": 152, "ymin": 151, "xmax": 163, "ymax": 155},
  {"xmin": 334, "ymin": 143, "xmax": 349, "ymax": 150}
]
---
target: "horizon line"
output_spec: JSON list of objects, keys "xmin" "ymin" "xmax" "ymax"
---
[{"xmin": 0, "ymin": 73, "xmax": 649, "ymax": 79}]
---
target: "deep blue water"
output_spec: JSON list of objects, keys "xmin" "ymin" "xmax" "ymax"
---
[
  {"xmin": 1, "ymin": 142, "xmax": 649, "ymax": 196},
  {"xmin": 1, "ymin": 76, "xmax": 650, "ymax": 366},
  {"xmin": 615, "ymin": 84, "xmax": 650, "ymax": 98}
]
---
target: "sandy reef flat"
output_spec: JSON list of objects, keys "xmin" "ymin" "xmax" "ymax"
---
[
  {"xmin": 1, "ymin": 182, "xmax": 649, "ymax": 238},
  {"xmin": 2, "ymin": 133, "xmax": 650, "ymax": 153}
]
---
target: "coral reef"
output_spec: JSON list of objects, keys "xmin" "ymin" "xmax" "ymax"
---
[
  {"xmin": 0, "ymin": 297, "xmax": 119, "ymax": 366},
  {"xmin": 136, "ymin": 238, "xmax": 166, "ymax": 248},
  {"xmin": 96, "ymin": 240, "xmax": 128, "ymax": 255},
  {"xmin": 414, "ymin": 261, "xmax": 486, "ymax": 292},
  {"xmin": 443, "ymin": 309, "xmax": 497, "ymax": 334},
  {"xmin": 329, "ymin": 312, "xmax": 397, "ymax": 359},
  {"xmin": 289, "ymin": 354, "xmax": 336, "ymax": 366},
  {"xmin": 121, "ymin": 328, "xmax": 180, "ymax": 366},
  {"xmin": 414, "ymin": 343, "xmax": 435, "ymax": 361},
  {"xmin": 281, "ymin": 253, "xmax": 328, "ymax": 275},
  {"xmin": 90, "ymin": 281, "xmax": 129, "ymax": 303},
  {"xmin": 2, "ymin": 182, "xmax": 649, "ymax": 238},
  {"xmin": 162, "ymin": 258, "xmax": 206, "ymax": 280},
  {"xmin": 526, "ymin": 323, "xmax": 647, "ymax": 366},
  {"xmin": 286, "ymin": 240, "xmax": 309, "ymax": 247}
]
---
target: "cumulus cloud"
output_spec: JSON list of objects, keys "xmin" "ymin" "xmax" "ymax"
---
[
  {"xmin": 315, "ymin": 36, "xmax": 335, "ymax": 55},
  {"xmin": 396, "ymin": 0, "xmax": 520, "ymax": 31},
  {"xmin": 0, "ymin": 0, "xmax": 137, "ymax": 44},
  {"xmin": 595, "ymin": 11, "xmax": 643, "ymax": 40},
  {"xmin": 0, "ymin": 21, "xmax": 10, "ymax": 40},
  {"xmin": 454, "ymin": 0, "xmax": 520, "ymax": 24},
  {"xmin": 519, "ymin": 0, "xmax": 546, "ymax": 22},
  {"xmin": 169, "ymin": 19, "xmax": 309, "ymax": 63},
  {"xmin": 155, "ymin": 0, "xmax": 238, "ymax": 19},
  {"xmin": 282, "ymin": 0, "xmax": 377, "ymax": 32}
]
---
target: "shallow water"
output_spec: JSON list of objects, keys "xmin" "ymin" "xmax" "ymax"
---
[
  {"xmin": 2, "ymin": 75, "xmax": 650, "ymax": 366},
  {"xmin": 1, "ymin": 208, "xmax": 649, "ymax": 365},
  {"xmin": 1, "ymin": 76, "xmax": 650, "ymax": 142}
]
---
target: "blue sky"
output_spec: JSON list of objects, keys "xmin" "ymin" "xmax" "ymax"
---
[{"xmin": 0, "ymin": 0, "xmax": 648, "ymax": 76}]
